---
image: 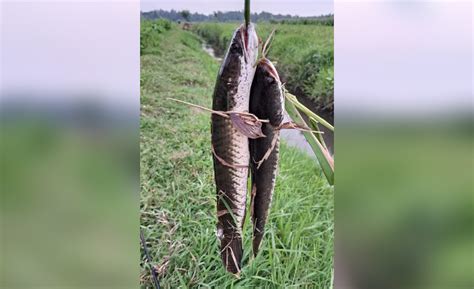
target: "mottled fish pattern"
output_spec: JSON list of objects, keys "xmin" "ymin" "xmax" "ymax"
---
[
  {"xmin": 211, "ymin": 23, "xmax": 258, "ymax": 274},
  {"xmin": 249, "ymin": 59, "xmax": 284, "ymax": 256}
]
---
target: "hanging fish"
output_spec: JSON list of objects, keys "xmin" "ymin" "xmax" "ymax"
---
[
  {"xmin": 249, "ymin": 58, "xmax": 284, "ymax": 256},
  {"xmin": 211, "ymin": 22, "xmax": 259, "ymax": 274}
]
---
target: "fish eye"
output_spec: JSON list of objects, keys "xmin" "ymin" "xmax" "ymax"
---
[
  {"xmin": 230, "ymin": 41, "xmax": 243, "ymax": 56},
  {"xmin": 265, "ymin": 75, "xmax": 275, "ymax": 84}
]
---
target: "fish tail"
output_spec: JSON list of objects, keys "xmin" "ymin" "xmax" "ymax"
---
[{"xmin": 220, "ymin": 235, "xmax": 243, "ymax": 274}]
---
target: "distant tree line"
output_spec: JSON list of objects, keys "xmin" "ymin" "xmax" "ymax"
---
[
  {"xmin": 141, "ymin": 9, "xmax": 333, "ymax": 26},
  {"xmin": 270, "ymin": 15, "xmax": 334, "ymax": 26}
]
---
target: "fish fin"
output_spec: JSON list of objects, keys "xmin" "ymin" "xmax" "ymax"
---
[
  {"xmin": 229, "ymin": 113, "xmax": 266, "ymax": 139},
  {"xmin": 221, "ymin": 235, "xmax": 243, "ymax": 274}
]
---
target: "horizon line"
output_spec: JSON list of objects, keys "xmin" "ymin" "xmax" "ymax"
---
[{"xmin": 140, "ymin": 9, "xmax": 333, "ymax": 18}]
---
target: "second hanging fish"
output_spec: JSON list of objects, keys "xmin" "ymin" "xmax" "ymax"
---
[{"xmin": 249, "ymin": 58, "xmax": 285, "ymax": 256}]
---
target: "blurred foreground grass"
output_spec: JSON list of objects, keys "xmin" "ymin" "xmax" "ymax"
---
[
  {"xmin": 336, "ymin": 121, "xmax": 473, "ymax": 288},
  {"xmin": 140, "ymin": 26, "xmax": 333, "ymax": 287},
  {"xmin": 1, "ymin": 123, "xmax": 139, "ymax": 287}
]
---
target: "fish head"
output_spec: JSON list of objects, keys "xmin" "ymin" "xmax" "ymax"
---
[
  {"xmin": 253, "ymin": 59, "xmax": 285, "ymax": 124},
  {"xmin": 259, "ymin": 58, "xmax": 285, "ymax": 106},
  {"xmin": 218, "ymin": 23, "xmax": 259, "ymax": 78},
  {"xmin": 259, "ymin": 58, "xmax": 281, "ymax": 83}
]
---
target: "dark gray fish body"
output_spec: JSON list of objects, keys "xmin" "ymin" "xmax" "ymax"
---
[
  {"xmin": 249, "ymin": 59, "xmax": 284, "ymax": 256},
  {"xmin": 211, "ymin": 23, "xmax": 258, "ymax": 274}
]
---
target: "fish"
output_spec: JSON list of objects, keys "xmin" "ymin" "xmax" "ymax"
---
[
  {"xmin": 211, "ymin": 23, "xmax": 259, "ymax": 274},
  {"xmin": 249, "ymin": 58, "xmax": 285, "ymax": 256}
]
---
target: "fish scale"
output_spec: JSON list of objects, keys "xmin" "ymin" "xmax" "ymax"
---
[{"xmin": 211, "ymin": 23, "xmax": 258, "ymax": 274}]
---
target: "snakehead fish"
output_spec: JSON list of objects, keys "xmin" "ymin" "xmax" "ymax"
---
[
  {"xmin": 249, "ymin": 58, "xmax": 284, "ymax": 256},
  {"xmin": 211, "ymin": 23, "xmax": 258, "ymax": 274}
]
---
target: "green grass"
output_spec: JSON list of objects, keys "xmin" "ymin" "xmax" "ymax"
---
[
  {"xmin": 141, "ymin": 19, "xmax": 172, "ymax": 55},
  {"xmin": 140, "ymin": 26, "xmax": 333, "ymax": 288},
  {"xmin": 1, "ymin": 124, "xmax": 139, "ymax": 287},
  {"xmin": 192, "ymin": 22, "xmax": 334, "ymax": 110}
]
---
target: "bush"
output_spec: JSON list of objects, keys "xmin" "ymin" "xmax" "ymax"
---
[{"xmin": 298, "ymin": 50, "xmax": 334, "ymax": 109}]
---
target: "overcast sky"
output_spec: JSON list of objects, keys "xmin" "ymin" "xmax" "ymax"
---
[
  {"xmin": 1, "ymin": 1, "xmax": 139, "ymax": 106},
  {"xmin": 140, "ymin": 0, "xmax": 333, "ymax": 17}
]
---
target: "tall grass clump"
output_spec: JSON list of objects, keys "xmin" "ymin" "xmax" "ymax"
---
[
  {"xmin": 141, "ymin": 19, "xmax": 173, "ymax": 55},
  {"xmin": 297, "ymin": 50, "xmax": 334, "ymax": 110}
]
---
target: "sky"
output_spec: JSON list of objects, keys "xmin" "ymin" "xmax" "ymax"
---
[
  {"xmin": 335, "ymin": 1, "xmax": 472, "ymax": 116},
  {"xmin": 1, "ymin": 0, "xmax": 471, "ymax": 116},
  {"xmin": 140, "ymin": 0, "xmax": 334, "ymax": 17},
  {"xmin": 1, "ymin": 1, "xmax": 139, "ymax": 107}
]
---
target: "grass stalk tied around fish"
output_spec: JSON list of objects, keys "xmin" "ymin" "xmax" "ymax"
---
[{"xmin": 167, "ymin": 98, "xmax": 321, "ymax": 137}]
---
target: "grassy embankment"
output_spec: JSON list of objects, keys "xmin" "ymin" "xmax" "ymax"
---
[
  {"xmin": 140, "ymin": 22, "xmax": 333, "ymax": 288},
  {"xmin": 193, "ymin": 22, "xmax": 334, "ymax": 111}
]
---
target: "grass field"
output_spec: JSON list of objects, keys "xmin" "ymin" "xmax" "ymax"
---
[
  {"xmin": 192, "ymin": 22, "xmax": 334, "ymax": 110},
  {"xmin": 140, "ymin": 23, "xmax": 333, "ymax": 288},
  {"xmin": 1, "ymin": 124, "xmax": 138, "ymax": 287}
]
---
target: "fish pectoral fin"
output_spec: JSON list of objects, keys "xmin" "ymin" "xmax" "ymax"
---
[{"xmin": 228, "ymin": 112, "xmax": 266, "ymax": 139}]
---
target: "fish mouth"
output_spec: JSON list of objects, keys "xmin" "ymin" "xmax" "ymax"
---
[
  {"xmin": 239, "ymin": 23, "xmax": 258, "ymax": 63},
  {"xmin": 240, "ymin": 26, "xmax": 249, "ymax": 52},
  {"xmin": 259, "ymin": 58, "xmax": 281, "ymax": 82}
]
